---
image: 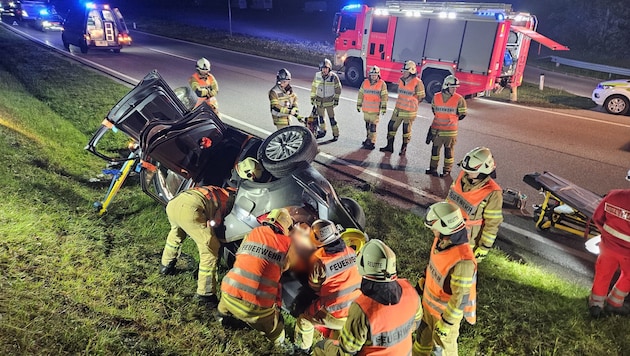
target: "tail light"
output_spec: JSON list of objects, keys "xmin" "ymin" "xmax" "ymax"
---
[{"xmin": 117, "ymin": 33, "xmax": 132, "ymax": 44}]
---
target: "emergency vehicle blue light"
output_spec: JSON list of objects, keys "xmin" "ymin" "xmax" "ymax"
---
[
  {"xmin": 85, "ymin": 2, "xmax": 96, "ymax": 9},
  {"xmin": 343, "ymin": 4, "xmax": 362, "ymax": 11},
  {"xmin": 496, "ymin": 13, "xmax": 505, "ymax": 21},
  {"xmin": 39, "ymin": 9, "xmax": 49, "ymax": 15},
  {"xmin": 475, "ymin": 11, "xmax": 496, "ymax": 16}
]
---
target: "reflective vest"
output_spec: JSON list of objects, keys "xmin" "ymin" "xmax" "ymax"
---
[
  {"xmin": 595, "ymin": 189, "xmax": 630, "ymax": 250},
  {"xmin": 313, "ymin": 72, "xmax": 341, "ymax": 101},
  {"xmin": 311, "ymin": 246, "xmax": 362, "ymax": 318},
  {"xmin": 360, "ymin": 79, "xmax": 385, "ymax": 113},
  {"xmin": 447, "ymin": 171, "xmax": 502, "ymax": 227},
  {"xmin": 355, "ymin": 279, "xmax": 419, "ymax": 356},
  {"xmin": 221, "ymin": 225, "xmax": 291, "ymax": 308},
  {"xmin": 431, "ymin": 92, "xmax": 461, "ymax": 132},
  {"xmin": 395, "ymin": 77, "xmax": 421, "ymax": 113},
  {"xmin": 423, "ymin": 238, "xmax": 477, "ymax": 325},
  {"xmin": 191, "ymin": 72, "xmax": 218, "ymax": 108}
]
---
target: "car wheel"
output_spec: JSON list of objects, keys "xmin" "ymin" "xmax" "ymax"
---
[
  {"xmin": 340, "ymin": 197, "xmax": 366, "ymax": 231},
  {"xmin": 113, "ymin": 48, "xmax": 121, "ymax": 53},
  {"xmin": 423, "ymin": 73, "xmax": 447, "ymax": 103},
  {"xmin": 257, "ymin": 125, "xmax": 318, "ymax": 178},
  {"xmin": 80, "ymin": 41, "xmax": 89, "ymax": 54},
  {"xmin": 62, "ymin": 40, "xmax": 70, "ymax": 51},
  {"xmin": 604, "ymin": 95, "xmax": 630, "ymax": 115},
  {"xmin": 344, "ymin": 59, "xmax": 364, "ymax": 87}
]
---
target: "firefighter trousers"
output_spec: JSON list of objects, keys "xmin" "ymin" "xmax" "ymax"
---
[
  {"xmin": 386, "ymin": 108, "xmax": 416, "ymax": 144},
  {"xmin": 218, "ymin": 293, "xmax": 285, "ymax": 343},
  {"xmin": 160, "ymin": 191, "xmax": 220, "ymax": 297},
  {"xmin": 413, "ymin": 311, "xmax": 461, "ymax": 356},
  {"xmin": 430, "ymin": 134, "xmax": 457, "ymax": 172},
  {"xmin": 272, "ymin": 115, "xmax": 290, "ymax": 130},
  {"xmin": 316, "ymin": 104, "xmax": 339, "ymax": 137},
  {"xmin": 590, "ymin": 243, "xmax": 630, "ymax": 308},
  {"xmin": 294, "ymin": 303, "xmax": 347, "ymax": 350},
  {"xmin": 363, "ymin": 112, "xmax": 380, "ymax": 144}
]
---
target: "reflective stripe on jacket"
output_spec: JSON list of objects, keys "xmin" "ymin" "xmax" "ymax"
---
[
  {"xmin": 431, "ymin": 92, "xmax": 462, "ymax": 133},
  {"xmin": 423, "ymin": 238, "xmax": 477, "ymax": 325},
  {"xmin": 190, "ymin": 72, "xmax": 219, "ymax": 108},
  {"xmin": 447, "ymin": 171, "xmax": 502, "ymax": 227},
  {"xmin": 310, "ymin": 246, "xmax": 362, "ymax": 318},
  {"xmin": 395, "ymin": 77, "xmax": 422, "ymax": 113},
  {"xmin": 358, "ymin": 79, "xmax": 387, "ymax": 113},
  {"xmin": 355, "ymin": 279, "xmax": 419, "ymax": 356},
  {"xmin": 594, "ymin": 189, "xmax": 630, "ymax": 250},
  {"xmin": 221, "ymin": 225, "xmax": 291, "ymax": 308}
]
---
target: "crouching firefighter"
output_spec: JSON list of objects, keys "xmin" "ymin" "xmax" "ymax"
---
[
  {"xmin": 413, "ymin": 202, "xmax": 477, "ymax": 356},
  {"xmin": 218, "ymin": 208, "xmax": 294, "ymax": 344},
  {"xmin": 313, "ymin": 239, "xmax": 422, "ymax": 356},
  {"xmin": 159, "ymin": 185, "xmax": 236, "ymax": 307}
]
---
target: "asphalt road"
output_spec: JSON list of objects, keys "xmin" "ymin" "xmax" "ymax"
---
[{"xmin": 8, "ymin": 24, "xmax": 630, "ymax": 283}]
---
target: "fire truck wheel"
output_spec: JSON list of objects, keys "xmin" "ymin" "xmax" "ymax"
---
[
  {"xmin": 344, "ymin": 60, "xmax": 364, "ymax": 87},
  {"xmin": 423, "ymin": 73, "xmax": 447, "ymax": 103}
]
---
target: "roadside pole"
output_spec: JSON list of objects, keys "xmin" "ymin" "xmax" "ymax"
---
[{"xmin": 228, "ymin": 0, "xmax": 233, "ymax": 37}]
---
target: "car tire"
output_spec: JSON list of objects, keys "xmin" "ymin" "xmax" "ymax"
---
[
  {"xmin": 113, "ymin": 48, "xmax": 121, "ymax": 53},
  {"xmin": 604, "ymin": 95, "xmax": 629, "ymax": 115},
  {"xmin": 423, "ymin": 73, "xmax": 447, "ymax": 103},
  {"xmin": 257, "ymin": 125, "xmax": 318, "ymax": 178},
  {"xmin": 80, "ymin": 41, "xmax": 89, "ymax": 54},
  {"xmin": 344, "ymin": 59, "xmax": 364, "ymax": 87},
  {"xmin": 340, "ymin": 197, "xmax": 366, "ymax": 231}
]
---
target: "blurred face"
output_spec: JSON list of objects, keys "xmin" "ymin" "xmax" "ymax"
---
[
  {"xmin": 369, "ymin": 73, "xmax": 379, "ymax": 82},
  {"xmin": 465, "ymin": 171, "xmax": 480, "ymax": 179},
  {"xmin": 447, "ymin": 86, "xmax": 457, "ymax": 94},
  {"xmin": 279, "ymin": 79, "xmax": 290, "ymax": 88},
  {"xmin": 321, "ymin": 67, "xmax": 331, "ymax": 76},
  {"xmin": 197, "ymin": 68, "xmax": 209, "ymax": 77}
]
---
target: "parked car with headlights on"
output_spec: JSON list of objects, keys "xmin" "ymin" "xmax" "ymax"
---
[{"xmin": 592, "ymin": 79, "xmax": 630, "ymax": 115}]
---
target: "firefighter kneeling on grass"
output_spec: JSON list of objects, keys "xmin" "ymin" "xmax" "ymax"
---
[
  {"xmin": 190, "ymin": 57, "xmax": 219, "ymax": 115},
  {"xmin": 294, "ymin": 220, "xmax": 362, "ymax": 353},
  {"xmin": 313, "ymin": 239, "xmax": 423, "ymax": 356},
  {"xmin": 357, "ymin": 66, "xmax": 388, "ymax": 151},
  {"xmin": 413, "ymin": 202, "xmax": 477, "ymax": 356},
  {"xmin": 217, "ymin": 208, "xmax": 296, "ymax": 344}
]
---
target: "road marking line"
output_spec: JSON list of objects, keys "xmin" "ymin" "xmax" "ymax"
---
[{"xmin": 147, "ymin": 47, "xmax": 197, "ymax": 62}]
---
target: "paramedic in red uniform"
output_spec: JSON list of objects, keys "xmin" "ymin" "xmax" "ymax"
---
[{"xmin": 588, "ymin": 184, "xmax": 630, "ymax": 317}]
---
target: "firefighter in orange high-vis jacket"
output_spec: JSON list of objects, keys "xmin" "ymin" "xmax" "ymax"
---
[
  {"xmin": 380, "ymin": 60, "xmax": 425, "ymax": 156},
  {"xmin": 218, "ymin": 208, "xmax": 297, "ymax": 344},
  {"xmin": 159, "ymin": 185, "xmax": 236, "ymax": 307},
  {"xmin": 311, "ymin": 58, "xmax": 342, "ymax": 140},
  {"xmin": 425, "ymin": 75, "xmax": 467, "ymax": 177},
  {"xmin": 294, "ymin": 220, "xmax": 362, "ymax": 352},
  {"xmin": 190, "ymin": 57, "xmax": 219, "ymax": 114},
  {"xmin": 446, "ymin": 147, "xmax": 503, "ymax": 262},
  {"xmin": 588, "ymin": 184, "xmax": 630, "ymax": 317},
  {"xmin": 413, "ymin": 202, "xmax": 477, "ymax": 356},
  {"xmin": 269, "ymin": 68, "xmax": 300, "ymax": 130},
  {"xmin": 357, "ymin": 66, "xmax": 388, "ymax": 150},
  {"xmin": 312, "ymin": 239, "xmax": 422, "ymax": 356}
]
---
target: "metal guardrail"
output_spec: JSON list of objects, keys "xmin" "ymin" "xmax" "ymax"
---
[{"xmin": 550, "ymin": 56, "xmax": 630, "ymax": 77}]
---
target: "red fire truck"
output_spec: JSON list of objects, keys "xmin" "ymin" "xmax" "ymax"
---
[{"xmin": 333, "ymin": 1, "xmax": 568, "ymax": 102}]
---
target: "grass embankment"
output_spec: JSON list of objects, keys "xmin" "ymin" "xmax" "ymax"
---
[
  {"xmin": 1, "ymin": 26, "xmax": 629, "ymax": 355},
  {"xmin": 484, "ymin": 82, "xmax": 597, "ymax": 110}
]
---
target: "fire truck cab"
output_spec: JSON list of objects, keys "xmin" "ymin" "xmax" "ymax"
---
[{"xmin": 333, "ymin": 1, "xmax": 568, "ymax": 102}]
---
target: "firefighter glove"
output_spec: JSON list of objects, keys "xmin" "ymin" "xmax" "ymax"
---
[
  {"xmin": 357, "ymin": 105, "xmax": 362, "ymax": 113},
  {"xmin": 310, "ymin": 97, "xmax": 316, "ymax": 106},
  {"xmin": 425, "ymin": 128, "xmax": 434, "ymax": 145},
  {"xmin": 380, "ymin": 107, "xmax": 387, "ymax": 115},
  {"xmin": 333, "ymin": 99, "xmax": 339, "ymax": 106},
  {"xmin": 474, "ymin": 246, "xmax": 490, "ymax": 262},
  {"xmin": 435, "ymin": 319, "xmax": 452, "ymax": 338},
  {"xmin": 415, "ymin": 274, "xmax": 426, "ymax": 296},
  {"xmin": 290, "ymin": 107, "xmax": 299, "ymax": 116}
]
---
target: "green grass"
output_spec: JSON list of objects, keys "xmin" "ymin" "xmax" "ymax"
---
[
  {"xmin": 1, "ymin": 25, "xmax": 630, "ymax": 355},
  {"xmin": 483, "ymin": 82, "xmax": 597, "ymax": 109},
  {"xmin": 530, "ymin": 59, "xmax": 628, "ymax": 82},
  {"xmin": 132, "ymin": 18, "xmax": 334, "ymax": 68}
]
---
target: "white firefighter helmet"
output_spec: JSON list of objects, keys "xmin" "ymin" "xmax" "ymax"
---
[
  {"xmin": 319, "ymin": 58, "xmax": 333, "ymax": 71},
  {"xmin": 369, "ymin": 66, "xmax": 381, "ymax": 76},
  {"xmin": 424, "ymin": 202, "xmax": 466, "ymax": 235},
  {"xmin": 310, "ymin": 219, "xmax": 341, "ymax": 247},
  {"xmin": 442, "ymin": 75, "xmax": 460, "ymax": 90},
  {"xmin": 460, "ymin": 146, "xmax": 496, "ymax": 175},
  {"xmin": 276, "ymin": 68, "xmax": 292, "ymax": 83},
  {"xmin": 265, "ymin": 208, "xmax": 293, "ymax": 236},
  {"xmin": 236, "ymin": 157, "xmax": 263, "ymax": 181},
  {"xmin": 357, "ymin": 239, "xmax": 397, "ymax": 282},
  {"xmin": 196, "ymin": 58, "xmax": 211, "ymax": 73},
  {"xmin": 402, "ymin": 60, "xmax": 417, "ymax": 75}
]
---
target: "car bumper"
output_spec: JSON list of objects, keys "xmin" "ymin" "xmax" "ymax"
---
[{"xmin": 591, "ymin": 89, "xmax": 606, "ymax": 106}]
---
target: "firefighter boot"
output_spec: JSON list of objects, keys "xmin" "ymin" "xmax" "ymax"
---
[
  {"xmin": 399, "ymin": 143, "xmax": 407, "ymax": 156},
  {"xmin": 379, "ymin": 137, "xmax": 394, "ymax": 153},
  {"xmin": 425, "ymin": 168, "xmax": 438, "ymax": 176},
  {"xmin": 159, "ymin": 259, "xmax": 177, "ymax": 275}
]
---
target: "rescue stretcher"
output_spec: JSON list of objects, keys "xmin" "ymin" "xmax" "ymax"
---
[{"xmin": 523, "ymin": 172, "xmax": 602, "ymax": 243}]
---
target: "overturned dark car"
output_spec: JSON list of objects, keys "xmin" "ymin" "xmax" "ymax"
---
[{"xmin": 86, "ymin": 70, "xmax": 367, "ymax": 313}]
